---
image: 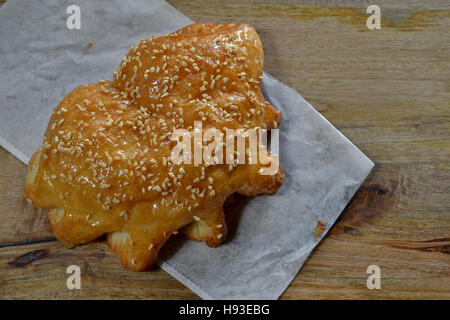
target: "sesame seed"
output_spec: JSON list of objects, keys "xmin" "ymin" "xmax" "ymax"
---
[{"xmin": 119, "ymin": 211, "xmax": 129, "ymax": 220}]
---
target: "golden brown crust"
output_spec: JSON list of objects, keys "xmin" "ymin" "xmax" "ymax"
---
[
  {"xmin": 182, "ymin": 206, "xmax": 227, "ymax": 247},
  {"xmin": 24, "ymin": 23, "xmax": 284, "ymax": 271}
]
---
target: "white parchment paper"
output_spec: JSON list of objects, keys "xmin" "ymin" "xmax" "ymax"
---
[{"xmin": 0, "ymin": 0, "xmax": 374, "ymax": 299}]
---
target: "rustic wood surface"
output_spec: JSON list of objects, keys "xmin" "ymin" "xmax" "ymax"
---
[{"xmin": 0, "ymin": 0, "xmax": 449, "ymax": 299}]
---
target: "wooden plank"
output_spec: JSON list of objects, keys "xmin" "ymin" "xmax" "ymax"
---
[
  {"xmin": 0, "ymin": 0, "xmax": 449, "ymax": 299},
  {"xmin": 0, "ymin": 148, "xmax": 54, "ymax": 244},
  {"xmin": 0, "ymin": 241, "xmax": 198, "ymax": 299}
]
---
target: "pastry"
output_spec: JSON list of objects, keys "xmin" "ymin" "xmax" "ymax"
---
[{"xmin": 24, "ymin": 23, "xmax": 284, "ymax": 271}]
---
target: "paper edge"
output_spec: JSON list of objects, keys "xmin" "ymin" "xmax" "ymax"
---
[
  {"xmin": 262, "ymin": 72, "xmax": 375, "ymax": 170},
  {"xmin": 277, "ymin": 162, "xmax": 374, "ymax": 299},
  {"xmin": 156, "ymin": 258, "xmax": 214, "ymax": 300},
  {"xmin": 0, "ymin": 135, "xmax": 31, "ymax": 164}
]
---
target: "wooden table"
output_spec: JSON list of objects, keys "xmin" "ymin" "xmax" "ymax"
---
[{"xmin": 0, "ymin": 0, "xmax": 448, "ymax": 299}]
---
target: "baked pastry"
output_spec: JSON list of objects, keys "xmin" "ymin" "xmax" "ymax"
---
[{"xmin": 24, "ymin": 23, "xmax": 284, "ymax": 271}]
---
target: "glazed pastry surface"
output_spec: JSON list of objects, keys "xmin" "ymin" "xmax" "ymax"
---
[{"xmin": 24, "ymin": 23, "xmax": 284, "ymax": 271}]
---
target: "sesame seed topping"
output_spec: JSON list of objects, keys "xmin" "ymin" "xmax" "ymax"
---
[{"xmin": 34, "ymin": 24, "xmax": 281, "ymax": 268}]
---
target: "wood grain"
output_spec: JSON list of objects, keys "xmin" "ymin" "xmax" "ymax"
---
[{"xmin": 0, "ymin": 0, "xmax": 449, "ymax": 299}]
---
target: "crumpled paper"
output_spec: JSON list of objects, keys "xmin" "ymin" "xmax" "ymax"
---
[{"xmin": 0, "ymin": 0, "xmax": 374, "ymax": 299}]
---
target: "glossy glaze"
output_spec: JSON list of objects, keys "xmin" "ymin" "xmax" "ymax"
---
[{"xmin": 24, "ymin": 23, "xmax": 284, "ymax": 271}]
